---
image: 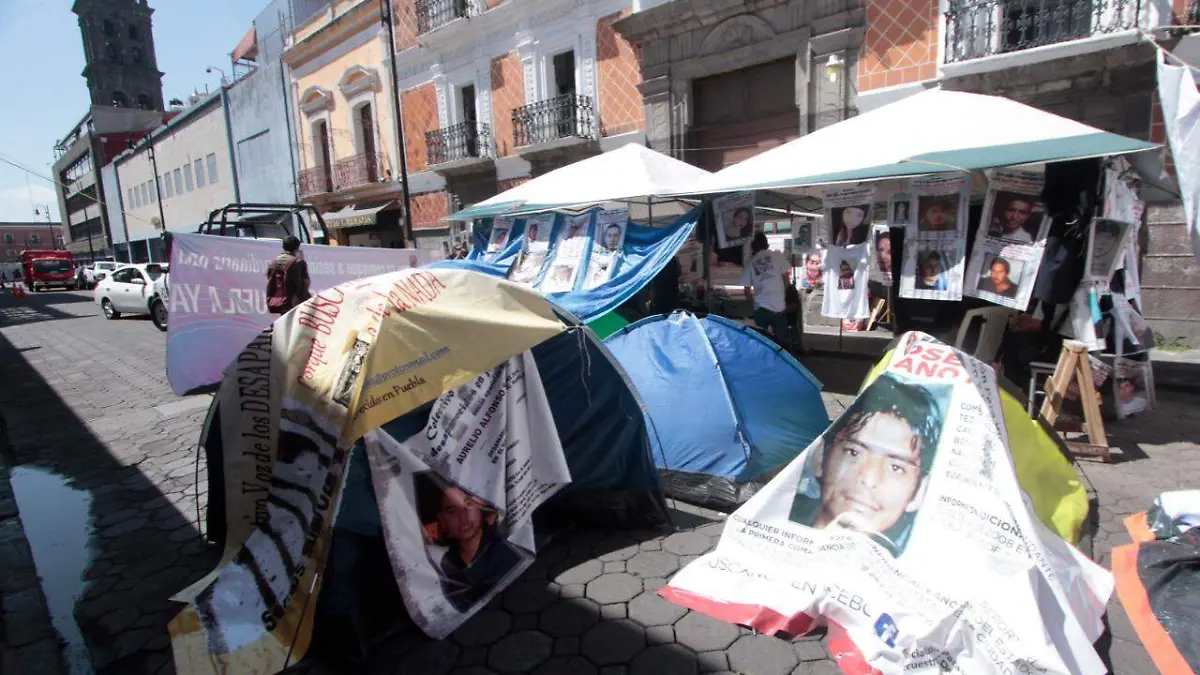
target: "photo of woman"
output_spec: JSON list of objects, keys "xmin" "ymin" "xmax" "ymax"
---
[
  {"xmin": 917, "ymin": 196, "xmax": 957, "ymax": 233},
  {"xmin": 915, "ymin": 250, "xmax": 949, "ymax": 291},
  {"xmin": 801, "ymin": 250, "xmax": 824, "ymax": 290},
  {"xmin": 832, "ymin": 205, "xmax": 870, "ymax": 246},
  {"xmin": 837, "ymin": 260, "xmax": 855, "ymax": 290},
  {"xmin": 725, "ymin": 207, "xmax": 753, "ymax": 243}
]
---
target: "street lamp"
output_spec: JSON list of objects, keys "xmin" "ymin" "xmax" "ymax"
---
[
  {"xmin": 379, "ymin": 0, "xmax": 415, "ymax": 244},
  {"xmin": 206, "ymin": 66, "xmax": 229, "ymax": 86}
]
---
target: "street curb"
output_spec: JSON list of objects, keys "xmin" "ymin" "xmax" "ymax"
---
[{"xmin": 0, "ymin": 412, "xmax": 69, "ymax": 675}]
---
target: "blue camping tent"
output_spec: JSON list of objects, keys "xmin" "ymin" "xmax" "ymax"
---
[{"xmin": 605, "ymin": 312, "xmax": 831, "ymax": 509}]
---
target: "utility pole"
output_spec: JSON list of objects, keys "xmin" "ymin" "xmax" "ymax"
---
[{"xmin": 380, "ymin": 0, "xmax": 415, "ymax": 244}]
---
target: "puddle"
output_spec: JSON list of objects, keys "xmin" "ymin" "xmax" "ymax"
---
[{"xmin": 11, "ymin": 466, "xmax": 96, "ymax": 675}]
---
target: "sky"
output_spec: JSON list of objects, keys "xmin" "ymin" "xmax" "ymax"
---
[{"xmin": 0, "ymin": 0, "xmax": 266, "ymax": 223}]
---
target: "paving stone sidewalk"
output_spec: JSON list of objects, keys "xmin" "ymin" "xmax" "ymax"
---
[{"xmin": 0, "ymin": 291, "xmax": 1196, "ymax": 675}]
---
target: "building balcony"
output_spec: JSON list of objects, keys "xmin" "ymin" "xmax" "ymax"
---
[
  {"xmin": 332, "ymin": 152, "xmax": 390, "ymax": 191},
  {"xmin": 512, "ymin": 94, "xmax": 596, "ymax": 153},
  {"xmin": 1191, "ymin": 0, "xmax": 1200, "ymax": 25},
  {"xmin": 298, "ymin": 166, "xmax": 332, "ymax": 199},
  {"xmin": 944, "ymin": 0, "xmax": 1146, "ymax": 63},
  {"xmin": 416, "ymin": 0, "xmax": 478, "ymax": 35},
  {"xmin": 426, "ymin": 122, "xmax": 493, "ymax": 173}
]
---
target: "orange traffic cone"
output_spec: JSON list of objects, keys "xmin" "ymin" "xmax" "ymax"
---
[{"xmin": 12, "ymin": 286, "xmax": 25, "ymax": 298}]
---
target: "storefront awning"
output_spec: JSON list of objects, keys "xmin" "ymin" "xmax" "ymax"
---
[
  {"xmin": 231, "ymin": 25, "xmax": 258, "ymax": 63},
  {"xmin": 324, "ymin": 200, "xmax": 397, "ymax": 229}
]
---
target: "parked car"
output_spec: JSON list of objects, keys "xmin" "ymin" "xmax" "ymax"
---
[
  {"xmin": 94, "ymin": 263, "xmax": 170, "ymax": 331},
  {"xmin": 84, "ymin": 261, "xmax": 120, "ymax": 288},
  {"xmin": 20, "ymin": 250, "xmax": 77, "ymax": 291}
]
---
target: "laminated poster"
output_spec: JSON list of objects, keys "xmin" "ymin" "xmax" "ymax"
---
[
  {"xmin": 486, "ymin": 216, "xmax": 514, "ymax": 257},
  {"xmin": 869, "ymin": 224, "xmax": 893, "ymax": 286},
  {"xmin": 583, "ymin": 208, "xmax": 629, "ymax": 290},
  {"xmin": 792, "ymin": 218, "xmax": 818, "ymax": 251},
  {"xmin": 888, "ymin": 192, "xmax": 911, "ymax": 228},
  {"xmin": 965, "ymin": 170, "xmax": 1051, "ymax": 310},
  {"xmin": 1085, "ymin": 218, "xmax": 1133, "ymax": 283},
  {"xmin": 899, "ymin": 238, "xmax": 966, "ymax": 302},
  {"xmin": 906, "ymin": 174, "xmax": 969, "ymax": 242},
  {"xmin": 539, "ymin": 212, "xmax": 591, "ymax": 294},
  {"xmin": 659, "ymin": 331, "xmax": 1114, "ymax": 675},
  {"xmin": 508, "ymin": 213, "xmax": 556, "ymax": 286},
  {"xmin": 824, "ymin": 187, "xmax": 875, "ymax": 247},
  {"xmin": 821, "ymin": 244, "xmax": 870, "ymax": 320},
  {"xmin": 797, "ymin": 247, "xmax": 826, "ymax": 291},
  {"xmin": 1113, "ymin": 356, "xmax": 1155, "ymax": 419},
  {"xmin": 713, "ymin": 192, "xmax": 756, "ymax": 249}
]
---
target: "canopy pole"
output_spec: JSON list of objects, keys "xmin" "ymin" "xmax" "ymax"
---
[{"xmin": 702, "ymin": 198, "xmax": 714, "ymax": 315}]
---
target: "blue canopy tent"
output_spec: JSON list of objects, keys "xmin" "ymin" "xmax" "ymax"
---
[
  {"xmin": 439, "ymin": 205, "xmax": 699, "ymax": 324},
  {"xmin": 605, "ymin": 312, "xmax": 831, "ymax": 510}
]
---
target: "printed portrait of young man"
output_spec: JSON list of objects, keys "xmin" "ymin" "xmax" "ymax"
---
[{"xmin": 788, "ymin": 373, "xmax": 948, "ymax": 556}]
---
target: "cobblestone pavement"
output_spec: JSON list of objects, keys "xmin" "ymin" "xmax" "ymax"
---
[{"xmin": 0, "ymin": 289, "xmax": 1195, "ymax": 675}]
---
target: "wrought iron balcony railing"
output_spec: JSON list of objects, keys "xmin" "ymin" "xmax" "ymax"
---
[
  {"xmin": 332, "ymin": 152, "xmax": 390, "ymax": 191},
  {"xmin": 512, "ymin": 94, "xmax": 595, "ymax": 149},
  {"xmin": 298, "ymin": 166, "xmax": 331, "ymax": 198},
  {"xmin": 944, "ymin": 0, "xmax": 1144, "ymax": 63},
  {"xmin": 427, "ymin": 121, "xmax": 493, "ymax": 166},
  {"xmin": 416, "ymin": 0, "xmax": 476, "ymax": 35},
  {"xmin": 1190, "ymin": 0, "xmax": 1200, "ymax": 25}
]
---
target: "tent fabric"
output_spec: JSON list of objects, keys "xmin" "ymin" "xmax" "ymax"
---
[
  {"xmin": 586, "ymin": 311, "xmax": 630, "ymax": 340},
  {"xmin": 862, "ymin": 346, "xmax": 1089, "ymax": 543},
  {"xmin": 446, "ymin": 143, "xmax": 712, "ymax": 220},
  {"xmin": 684, "ymin": 89, "xmax": 1158, "ymax": 195},
  {"xmin": 605, "ymin": 312, "xmax": 830, "ymax": 510},
  {"xmin": 440, "ymin": 206, "xmax": 699, "ymax": 323},
  {"xmin": 1157, "ymin": 54, "xmax": 1200, "ymax": 264}
]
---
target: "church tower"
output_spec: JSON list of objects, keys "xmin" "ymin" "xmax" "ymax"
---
[{"xmin": 73, "ymin": 0, "xmax": 165, "ymax": 111}]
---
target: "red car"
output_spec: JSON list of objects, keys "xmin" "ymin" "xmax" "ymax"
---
[{"xmin": 20, "ymin": 250, "xmax": 77, "ymax": 291}]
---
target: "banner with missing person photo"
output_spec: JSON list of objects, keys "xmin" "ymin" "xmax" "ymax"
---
[
  {"xmin": 364, "ymin": 352, "xmax": 570, "ymax": 638},
  {"xmin": 869, "ymin": 224, "xmax": 893, "ymax": 286},
  {"xmin": 905, "ymin": 174, "xmax": 969, "ymax": 242},
  {"xmin": 963, "ymin": 170, "xmax": 1050, "ymax": 310},
  {"xmin": 822, "ymin": 244, "xmax": 870, "ymax": 319},
  {"xmin": 899, "ymin": 238, "xmax": 966, "ymax": 302},
  {"xmin": 824, "ymin": 187, "xmax": 876, "ymax": 247},
  {"xmin": 714, "ymin": 192, "xmax": 756, "ymax": 250},
  {"xmin": 583, "ymin": 208, "xmax": 629, "ymax": 290},
  {"xmin": 658, "ymin": 332, "xmax": 1114, "ymax": 675},
  {"xmin": 541, "ymin": 212, "xmax": 592, "ymax": 293},
  {"xmin": 508, "ymin": 213, "xmax": 557, "ymax": 285}
]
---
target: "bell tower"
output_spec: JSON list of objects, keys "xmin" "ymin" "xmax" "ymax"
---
[{"xmin": 73, "ymin": 0, "xmax": 165, "ymax": 111}]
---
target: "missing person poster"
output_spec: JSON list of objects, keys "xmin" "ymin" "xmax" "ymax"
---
[
  {"xmin": 899, "ymin": 238, "xmax": 966, "ymax": 301},
  {"xmin": 486, "ymin": 216, "xmax": 515, "ymax": 257},
  {"xmin": 821, "ymin": 244, "xmax": 870, "ymax": 319},
  {"xmin": 798, "ymin": 247, "xmax": 826, "ymax": 291},
  {"xmin": 792, "ymin": 218, "xmax": 818, "ymax": 251},
  {"xmin": 964, "ymin": 171, "xmax": 1050, "ymax": 310},
  {"xmin": 888, "ymin": 193, "xmax": 911, "ymax": 227},
  {"xmin": 1086, "ymin": 218, "xmax": 1133, "ymax": 283},
  {"xmin": 907, "ymin": 173, "xmax": 969, "ymax": 241},
  {"xmin": 825, "ymin": 187, "xmax": 875, "ymax": 247},
  {"xmin": 540, "ymin": 212, "xmax": 591, "ymax": 293},
  {"xmin": 714, "ymin": 192, "xmax": 756, "ymax": 249},
  {"xmin": 508, "ymin": 213, "xmax": 556, "ymax": 285},
  {"xmin": 583, "ymin": 208, "xmax": 629, "ymax": 290},
  {"xmin": 1113, "ymin": 357, "xmax": 1155, "ymax": 419},
  {"xmin": 658, "ymin": 332, "xmax": 1113, "ymax": 675},
  {"xmin": 964, "ymin": 242, "xmax": 1039, "ymax": 309},
  {"xmin": 364, "ymin": 352, "xmax": 571, "ymax": 638},
  {"xmin": 869, "ymin": 224, "xmax": 893, "ymax": 286}
]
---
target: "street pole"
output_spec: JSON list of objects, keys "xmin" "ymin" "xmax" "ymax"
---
[
  {"xmin": 380, "ymin": 0, "xmax": 415, "ymax": 244},
  {"xmin": 148, "ymin": 138, "xmax": 167, "ymax": 235}
]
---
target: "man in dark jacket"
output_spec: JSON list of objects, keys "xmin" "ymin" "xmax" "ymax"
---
[{"xmin": 266, "ymin": 235, "xmax": 311, "ymax": 314}]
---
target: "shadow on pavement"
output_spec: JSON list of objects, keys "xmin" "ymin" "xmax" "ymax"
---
[{"xmin": 0, "ymin": 310, "xmax": 215, "ymax": 674}]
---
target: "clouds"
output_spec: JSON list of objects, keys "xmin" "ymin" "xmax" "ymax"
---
[{"xmin": 0, "ymin": 184, "xmax": 59, "ymax": 223}]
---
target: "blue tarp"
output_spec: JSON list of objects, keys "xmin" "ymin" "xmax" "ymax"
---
[
  {"xmin": 436, "ymin": 206, "xmax": 700, "ymax": 323},
  {"xmin": 605, "ymin": 312, "xmax": 831, "ymax": 509}
]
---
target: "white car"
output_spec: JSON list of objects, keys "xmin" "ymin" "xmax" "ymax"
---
[
  {"xmin": 85, "ymin": 261, "xmax": 120, "ymax": 286},
  {"xmin": 95, "ymin": 263, "xmax": 170, "ymax": 331}
]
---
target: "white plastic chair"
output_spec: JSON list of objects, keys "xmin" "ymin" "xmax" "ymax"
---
[{"xmin": 954, "ymin": 307, "xmax": 1016, "ymax": 363}]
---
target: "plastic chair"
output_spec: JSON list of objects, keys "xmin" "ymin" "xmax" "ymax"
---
[{"xmin": 954, "ymin": 307, "xmax": 1015, "ymax": 363}]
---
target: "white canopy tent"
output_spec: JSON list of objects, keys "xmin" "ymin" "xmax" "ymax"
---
[
  {"xmin": 444, "ymin": 143, "xmax": 711, "ymax": 221},
  {"xmin": 682, "ymin": 89, "xmax": 1158, "ymax": 196}
]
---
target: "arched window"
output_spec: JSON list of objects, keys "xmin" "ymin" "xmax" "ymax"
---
[
  {"xmin": 102, "ymin": 19, "xmax": 116, "ymax": 37},
  {"xmin": 136, "ymin": 94, "xmax": 152, "ymax": 110},
  {"xmin": 128, "ymin": 24, "xmax": 140, "ymax": 41},
  {"xmin": 111, "ymin": 91, "xmax": 128, "ymax": 107}
]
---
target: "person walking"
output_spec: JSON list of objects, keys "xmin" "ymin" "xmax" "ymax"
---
[
  {"xmin": 741, "ymin": 232, "xmax": 792, "ymax": 347},
  {"xmin": 265, "ymin": 235, "xmax": 312, "ymax": 314}
]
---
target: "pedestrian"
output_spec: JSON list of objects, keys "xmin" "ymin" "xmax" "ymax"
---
[
  {"xmin": 741, "ymin": 232, "xmax": 791, "ymax": 346},
  {"xmin": 265, "ymin": 235, "xmax": 312, "ymax": 314}
]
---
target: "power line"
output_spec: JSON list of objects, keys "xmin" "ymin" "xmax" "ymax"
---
[{"xmin": 0, "ymin": 151, "xmax": 157, "ymax": 228}]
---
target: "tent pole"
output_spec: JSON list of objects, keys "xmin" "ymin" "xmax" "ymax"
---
[
  {"xmin": 648, "ymin": 196, "xmax": 653, "ymax": 227},
  {"xmin": 702, "ymin": 197, "xmax": 714, "ymax": 316}
]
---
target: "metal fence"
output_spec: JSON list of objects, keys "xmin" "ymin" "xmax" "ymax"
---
[
  {"xmin": 944, "ymin": 0, "xmax": 1143, "ymax": 62},
  {"xmin": 427, "ymin": 121, "xmax": 493, "ymax": 165},
  {"xmin": 512, "ymin": 94, "xmax": 595, "ymax": 148},
  {"xmin": 297, "ymin": 166, "xmax": 331, "ymax": 198},
  {"xmin": 331, "ymin": 152, "xmax": 388, "ymax": 190},
  {"xmin": 416, "ymin": 0, "xmax": 475, "ymax": 35}
]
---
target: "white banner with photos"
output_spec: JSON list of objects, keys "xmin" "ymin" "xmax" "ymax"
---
[
  {"xmin": 965, "ymin": 170, "xmax": 1050, "ymax": 309},
  {"xmin": 583, "ymin": 208, "xmax": 629, "ymax": 289},
  {"xmin": 508, "ymin": 213, "xmax": 557, "ymax": 285},
  {"xmin": 486, "ymin": 216, "xmax": 515, "ymax": 258},
  {"xmin": 541, "ymin": 212, "xmax": 592, "ymax": 293},
  {"xmin": 363, "ymin": 351, "xmax": 571, "ymax": 639},
  {"xmin": 822, "ymin": 244, "xmax": 870, "ymax": 319},
  {"xmin": 659, "ymin": 332, "xmax": 1113, "ymax": 675},
  {"xmin": 906, "ymin": 174, "xmax": 969, "ymax": 242},
  {"xmin": 825, "ymin": 187, "xmax": 876, "ymax": 247},
  {"xmin": 899, "ymin": 238, "xmax": 966, "ymax": 302},
  {"xmin": 714, "ymin": 192, "xmax": 756, "ymax": 250}
]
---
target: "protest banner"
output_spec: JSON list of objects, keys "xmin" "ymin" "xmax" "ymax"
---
[
  {"xmin": 659, "ymin": 331, "xmax": 1113, "ymax": 675},
  {"xmin": 364, "ymin": 352, "xmax": 570, "ymax": 638},
  {"xmin": 583, "ymin": 208, "xmax": 629, "ymax": 290},
  {"xmin": 825, "ymin": 187, "xmax": 875, "ymax": 247},
  {"xmin": 962, "ymin": 171, "xmax": 1049, "ymax": 310},
  {"xmin": 822, "ymin": 244, "xmax": 870, "ymax": 319},
  {"xmin": 869, "ymin": 224, "xmax": 893, "ymax": 286},
  {"xmin": 899, "ymin": 238, "xmax": 965, "ymax": 302},
  {"xmin": 508, "ymin": 213, "xmax": 556, "ymax": 285},
  {"xmin": 714, "ymin": 192, "xmax": 756, "ymax": 249},
  {"xmin": 166, "ymin": 233, "xmax": 429, "ymax": 395},
  {"xmin": 906, "ymin": 174, "xmax": 969, "ymax": 242},
  {"xmin": 541, "ymin": 212, "xmax": 591, "ymax": 293}
]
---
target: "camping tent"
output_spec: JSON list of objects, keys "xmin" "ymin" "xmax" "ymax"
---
[
  {"xmin": 683, "ymin": 88, "xmax": 1157, "ymax": 195},
  {"xmin": 179, "ymin": 269, "xmax": 667, "ymax": 674},
  {"xmin": 445, "ymin": 143, "xmax": 711, "ymax": 220},
  {"xmin": 605, "ymin": 312, "xmax": 831, "ymax": 509}
]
